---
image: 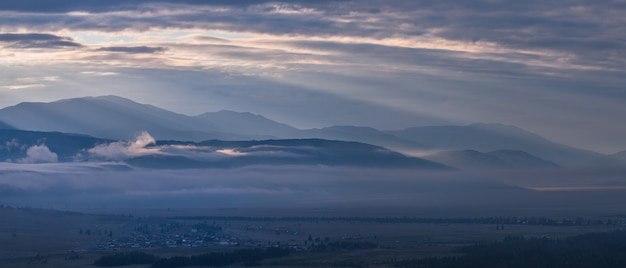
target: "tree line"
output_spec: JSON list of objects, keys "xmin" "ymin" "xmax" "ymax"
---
[{"xmin": 170, "ymin": 215, "xmax": 624, "ymax": 226}]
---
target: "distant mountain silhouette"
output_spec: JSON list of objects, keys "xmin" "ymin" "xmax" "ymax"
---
[
  {"xmin": 387, "ymin": 123, "xmax": 600, "ymax": 166},
  {"xmin": 585, "ymin": 150, "xmax": 626, "ymax": 168},
  {"xmin": 424, "ymin": 150, "xmax": 511, "ymax": 170},
  {"xmin": 196, "ymin": 110, "xmax": 297, "ymax": 137},
  {"xmin": 487, "ymin": 150, "xmax": 559, "ymax": 169},
  {"xmin": 0, "ymin": 96, "xmax": 290, "ymax": 141},
  {"xmin": 0, "ymin": 96, "xmax": 603, "ymax": 166},
  {"xmin": 295, "ymin": 126, "xmax": 426, "ymax": 151},
  {"xmin": 423, "ymin": 149, "xmax": 559, "ymax": 170}
]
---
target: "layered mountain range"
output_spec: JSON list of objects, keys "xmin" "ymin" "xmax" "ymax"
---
[{"xmin": 0, "ymin": 95, "xmax": 618, "ymax": 170}]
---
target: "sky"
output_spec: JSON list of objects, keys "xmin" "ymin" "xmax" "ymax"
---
[{"xmin": 0, "ymin": 1, "xmax": 625, "ymax": 153}]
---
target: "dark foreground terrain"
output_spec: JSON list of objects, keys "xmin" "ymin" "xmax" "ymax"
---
[{"xmin": 1, "ymin": 206, "xmax": 625, "ymax": 267}]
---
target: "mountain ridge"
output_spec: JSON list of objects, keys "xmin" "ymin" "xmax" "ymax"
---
[
  {"xmin": 0, "ymin": 96, "xmax": 284, "ymax": 142},
  {"xmin": 295, "ymin": 125, "xmax": 427, "ymax": 151},
  {"xmin": 584, "ymin": 150, "xmax": 626, "ymax": 168},
  {"xmin": 196, "ymin": 110, "xmax": 298, "ymax": 137},
  {"xmin": 0, "ymin": 95, "xmax": 607, "ymax": 167},
  {"xmin": 423, "ymin": 149, "xmax": 560, "ymax": 170},
  {"xmin": 387, "ymin": 124, "xmax": 601, "ymax": 166}
]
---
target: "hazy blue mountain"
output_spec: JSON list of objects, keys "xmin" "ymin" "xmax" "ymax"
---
[
  {"xmin": 196, "ymin": 110, "xmax": 298, "ymax": 138},
  {"xmin": 0, "ymin": 96, "xmax": 212, "ymax": 140},
  {"xmin": 0, "ymin": 96, "xmax": 281, "ymax": 141},
  {"xmin": 0, "ymin": 96, "xmax": 602, "ymax": 167},
  {"xmin": 423, "ymin": 150, "xmax": 511, "ymax": 170},
  {"xmin": 387, "ymin": 123, "xmax": 601, "ymax": 166},
  {"xmin": 585, "ymin": 150, "xmax": 626, "ymax": 168},
  {"xmin": 486, "ymin": 150, "xmax": 560, "ymax": 169},
  {"xmin": 296, "ymin": 126, "xmax": 426, "ymax": 151},
  {"xmin": 423, "ymin": 149, "xmax": 559, "ymax": 170},
  {"xmin": 128, "ymin": 139, "xmax": 450, "ymax": 170}
]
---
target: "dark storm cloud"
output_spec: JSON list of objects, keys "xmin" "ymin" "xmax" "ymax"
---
[
  {"xmin": 0, "ymin": 33, "xmax": 82, "ymax": 48},
  {"xmin": 97, "ymin": 46, "xmax": 167, "ymax": 54}
]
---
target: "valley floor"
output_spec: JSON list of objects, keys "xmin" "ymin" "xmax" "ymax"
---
[{"xmin": 1, "ymin": 206, "xmax": 624, "ymax": 267}]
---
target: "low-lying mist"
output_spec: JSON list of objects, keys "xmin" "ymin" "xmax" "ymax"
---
[{"xmin": 1, "ymin": 162, "xmax": 626, "ymax": 217}]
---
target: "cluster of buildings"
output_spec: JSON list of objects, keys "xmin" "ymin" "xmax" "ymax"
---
[{"xmin": 94, "ymin": 222, "xmax": 239, "ymax": 251}]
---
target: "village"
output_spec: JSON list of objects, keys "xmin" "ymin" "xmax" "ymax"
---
[{"xmin": 88, "ymin": 219, "xmax": 321, "ymax": 252}]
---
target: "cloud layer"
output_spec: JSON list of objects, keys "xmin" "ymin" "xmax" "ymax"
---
[
  {"xmin": 0, "ymin": 130, "xmax": 624, "ymax": 214},
  {"xmin": 1, "ymin": 161, "xmax": 626, "ymax": 217},
  {"xmin": 0, "ymin": 33, "xmax": 82, "ymax": 48}
]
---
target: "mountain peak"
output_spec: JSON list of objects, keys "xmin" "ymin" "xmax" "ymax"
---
[
  {"xmin": 49, "ymin": 95, "xmax": 133, "ymax": 104},
  {"xmin": 85, "ymin": 95, "xmax": 136, "ymax": 102},
  {"xmin": 210, "ymin": 110, "xmax": 255, "ymax": 116}
]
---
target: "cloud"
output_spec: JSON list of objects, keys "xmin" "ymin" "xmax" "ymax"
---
[
  {"xmin": 18, "ymin": 144, "xmax": 58, "ymax": 164},
  {"xmin": 87, "ymin": 131, "xmax": 227, "ymax": 162},
  {"xmin": 81, "ymin": 71, "xmax": 119, "ymax": 76},
  {"xmin": 1, "ymin": 2, "xmax": 623, "ymax": 75},
  {"xmin": 88, "ymin": 131, "xmax": 157, "ymax": 160},
  {"xmin": 1, "ymin": 84, "xmax": 46, "ymax": 90},
  {"xmin": 1, "ymin": 76, "xmax": 59, "ymax": 91},
  {"xmin": 4, "ymin": 139, "xmax": 23, "ymax": 152},
  {"xmin": 216, "ymin": 149, "xmax": 248, "ymax": 156},
  {"xmin": 0, "ymin": 1, "xmax": 623, "ymax": 72},
  {"xmin": 16, "ymin": 76, "xmax": 59, "ymax": 82},
  {"xmin": 0, "ymin": 33, "xmax": 82, "ymax": 49},
  {"xmin": 97, "ymin": 46, "xmax": 168, "ymax": 54}
]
